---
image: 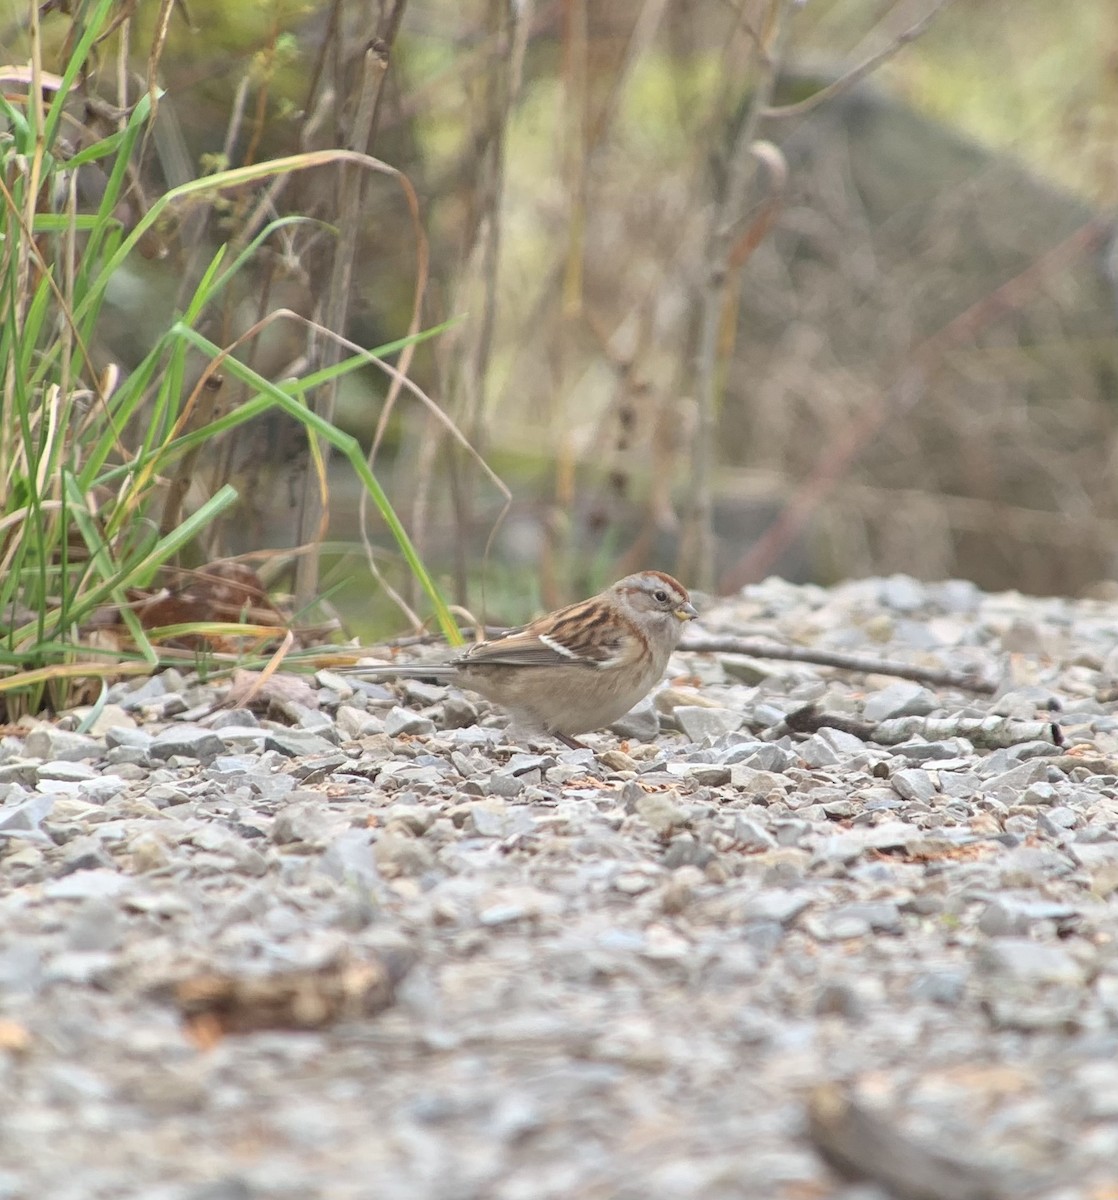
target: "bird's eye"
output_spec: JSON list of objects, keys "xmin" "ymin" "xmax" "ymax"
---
[{"xmin": 653, "ymin": 590, "xmax": 668, "ymax": 603}]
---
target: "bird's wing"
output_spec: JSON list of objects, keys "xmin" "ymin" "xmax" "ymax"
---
[{"xmin": 461, "ymin": 599, "xmax": 643, "ymax": 670}]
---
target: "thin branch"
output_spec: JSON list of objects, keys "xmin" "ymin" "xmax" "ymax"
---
[
  {"xmin": 762, "ymin": 0, "xmax": 961, "ymax": 122},
  {"xmin": 681, "ymin": 634, "xmax": 995, "ymax": 693},
  {"xmin": 295, "ymin": 40, "xmax": 386, "ymax": 608},
  {"xmin": 773, "ymin": 703, "xmax": 1061, "ymax": 748},
  {"xmin": 683, "ymin": 0, "xmax": 793, "ymax": 592}
]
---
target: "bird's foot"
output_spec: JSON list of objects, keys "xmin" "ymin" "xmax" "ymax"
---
[{"xmin": 555, "ymin": 732, "xmax": 587, "ymax": 751}]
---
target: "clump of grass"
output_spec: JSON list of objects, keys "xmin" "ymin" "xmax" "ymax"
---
[{"xmin": 0, "ymin": 0, "xmax": 455, "ymax": 720}]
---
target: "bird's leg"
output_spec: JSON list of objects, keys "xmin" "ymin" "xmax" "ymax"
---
[{"xmin": 555, "ymin": 732, "xmax": 587, "ymax": 751}]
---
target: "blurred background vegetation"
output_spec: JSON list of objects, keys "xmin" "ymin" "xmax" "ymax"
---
[{"xmin": 3, "ymin": 0, "xmax": 1117, "ymax": 640}]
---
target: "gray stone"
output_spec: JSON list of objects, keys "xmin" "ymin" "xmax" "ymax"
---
[
  {"xmin": 188, "ymin": 824, "xmax": 269, "ymax": 876},
  {"xmin": 149, "ymin": 725, "xmax": 226, "ymax": 763},
  {"xmin": 277, "ymin": 703, "xmax": 335, "ymax": 734},
  {"xmin": 77, "ymin": 775, "xmax": 128, "ymax": 805},
  {"xmin": 209, "ymin": 708, "xmax": 260, "ymax": 730},
  {"xmin": 894, "ymin": 740, "xmax": 971, "ymax": 762},
  {"xmin": 610, "ymin": 698, "xmax": 660, "ymax": 741},
  {"xmin": 808, "ymin": 912, "xmax": 871, "ymax": 940},
  {"xmin": 213, "ymin": 727, "xmax": 269, "ymax": 751},
  {"xmin": 502, "ymin": 753, "xmax": 554, "ymax": 775},
  {"xmin": 487, "ymin": 772, "xmax": 525, "ymax": 798},
  {"xmin": 910, "ymin": 968, "xmax": 968, "ymax": 1005},
  {"xmin": 335, "ymin": 704, "xmax": 383, "ymax": 739},
  {"xmin": 31, "ymin": 778, "xmax": 83, "ymax": 796},
  {"xmin": 374, "ymin": 832, "xmax": 436, "ymax": 877},
  {"xmin": 1067, "ymin": 840, "xmax": 1118, "ymax": 869},
  {"xmin": 104, "ymin": 746, "xmax": 150, "ymax": 769},
  {"xmin": 66, "ymin": 899, "xmax": 121, "ymax": 952},
  {"xmin": 977, "ymin": 938, "xmax": 1087, "ymax": 986},
  {"xmin": 13, "ymin": 576, "xmax": 1118, "ymax": 1197},
  {"xmin": 773, "ymin": 819, "xmax": 812, "ymax": 847},
  {"xmin": 37, "ymin": 760, "xmax": 99, "ymax": 782},
  {"xmin": 43, "ymin": 950, "xmax": 116, "ymax": 986},
  {"xmin": 877, "ymin": 575, "xmax": 928, "ymax": 612},
  {"xmin": 834, "ymin": 901, "xmax": 903, "ymax": 933},
  {"xmin": 1075, "ymin": 1063, "xmax": 1118, "ymax": 1120},
  {"xmin": 110, "ymin": 671, "xmax": 178, "ymax": 706},
  {"xmin": 992, "ymin": 684, "xmax": 1063, "ymax": 717},
  {"xmin": 0, "ymin": 793, "xmax": 54, "ymax": 839},
  {"xmin": 272, "ymin": 804, "xmax": 334, "ymax": 846},
  {"xmin": 816, "ymin": 726, "xmax": 869, "ymax": 755},
  {"xmin": 263, "ymin": 729, "xmax": 339, "ymax": 757},
  {"xmin": 439, "ymin": 694, "xmax": 480, "ymax": 729},
  {"xmin": 104, "ymin": 726, "xmax": 153, "ymax": 751},
  {"xmin": 978, "ymin": 897, "xmax": 1079, "ymax": 936},
  {"xmin": 732, "ymin": 816, "xmax": 777, "ymax": 850},
  {"xmin": 661, "ymin": 834, "xmax": 715, "ymax": 869},
  {"xmin": 815, "ymin": 821, "xmax": 922, "ymax": 863},
  {"xmin": 674, "ymin": 706, "xmax": 745, "ymax": 742},
  {"xmin": 665, "ymin": 762, "xmax": 731, "ymax": 786},
  {"xmin": 737, "ymin": 744, "xmax": 797, "ymax": 774},
  {"xmin": 43, "ymin": 869, "xmax": 130, "ymax": 899},
  {"xmin": 1020, "ymin": 781, "xmax": 1060, "ymax": 806},
  {"xmin": 863, "ymin": 682, "xmax": 937, "ymax": 722},
  {"xmin": 0, "ymin": 944, "xmax": 41, "ymax": 991},
  {"xmin": 720, "ymin": 740, "xmax": 771, "ymax": 764},
  {"xmin": 936, "ymin": 769, "xmax": 981, "ymax": 798},
  {"xmin": 289, "ymin": 752, "xmax": 351, "ymax": 782},
  {"xmin": 739, "ymin": 890, "xmax": 814, "ymax": 925},
  {"xmin": 796, "ymin": 735, "xmax": 841, "ymax": 768},
  {"xmin": 319, "ymin": 828, "xmax": 380, "ymax": 888},
  {"xmin": 466, "ymin": 803, "xmax": 510, "ymax": 838},
  {"xmin": 978, "ymin": 760, "xmax": 1055, "ymax": 791},
  {"xmin": 635, "ymin": 792, "xmax": 689, "ymax": 835},
  {"xmin": 384, "ymin": 707, "xmax": 437, "ymax": 738},
  {"xmin": 59, "ymin": 835, "xmax": 115, "ymax": 874},
  {"xmin": 23, "ymin": 728, "xmax": 102, "ymax": 762},
  {"xmin": 890, "ymin": 768, "xmax": 938, "ymax": 803},
  {"xmin": 207, "ymin": 754, "xmax": 266, "ymax": 780},
  {"xmin": 0, "ymin": 762, "xmax": 38, "ymax": 787}
]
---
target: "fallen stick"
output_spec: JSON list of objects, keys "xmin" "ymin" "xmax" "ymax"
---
[{"xmin": 680, "ymin": 636, "xmax": 995, "ymax": 694}]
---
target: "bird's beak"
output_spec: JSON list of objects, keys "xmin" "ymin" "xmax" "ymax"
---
[{"xmin": 675, "ymin": 601, "xmax": 698, "ymax": 622}]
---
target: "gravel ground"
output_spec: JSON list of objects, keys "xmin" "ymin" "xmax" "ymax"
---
[{"xmin": 3, "ymin": 575, "xmax": 1118, "ymax": 1200}]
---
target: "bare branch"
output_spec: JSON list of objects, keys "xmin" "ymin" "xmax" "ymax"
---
[
  {"xmin": 681, "ymin": 635, "xmax": 995, "ymax": 693},
  {"xmin": 762, "ymin": 0, "xmax": 962, "ymax": 122}
]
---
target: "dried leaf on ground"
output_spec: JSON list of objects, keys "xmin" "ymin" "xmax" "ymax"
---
[
  {"xmin": 89, "ymin": 561, "xmax": 293, "ymax": 652},
  {"xmin": 172, "ymin": 950, "xmax": 413, "ymax": 1048}
]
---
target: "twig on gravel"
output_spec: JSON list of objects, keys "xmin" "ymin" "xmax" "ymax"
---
[
  {"xmin": 681, "ymin": 636, "xmax": 995, "ymax": 693},
  {"xmin": 775, "ymin": 703, "xmax": 1063, "ymax": 749}
]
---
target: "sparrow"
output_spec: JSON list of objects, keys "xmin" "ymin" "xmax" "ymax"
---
[{"xmin": 351, "ymin": 571, "xmax": 696, "ymax": 747}]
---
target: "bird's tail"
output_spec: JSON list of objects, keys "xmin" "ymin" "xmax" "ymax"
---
[{"xmin": 343, "ymin": 662, "xmax": 456, "ymax": 682}]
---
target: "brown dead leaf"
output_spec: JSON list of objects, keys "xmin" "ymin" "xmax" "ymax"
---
[
  {"xmin": 133, "ymin": 562, "xmax": 288, "ymax": 650},
  {"xmin": 88, "ymin": 561, "xmax": 293, "ymax": 654},
  {"xmin": 562, "ymin": 775, "xmax": 608, "ymax": 790},
  {"xmin": 172, "ymin": 949, "xmax": 413, "ymax": 1045},
  {"xmin": 872, "ymin": 842, "xmax": 995, "ymax": 865}
]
